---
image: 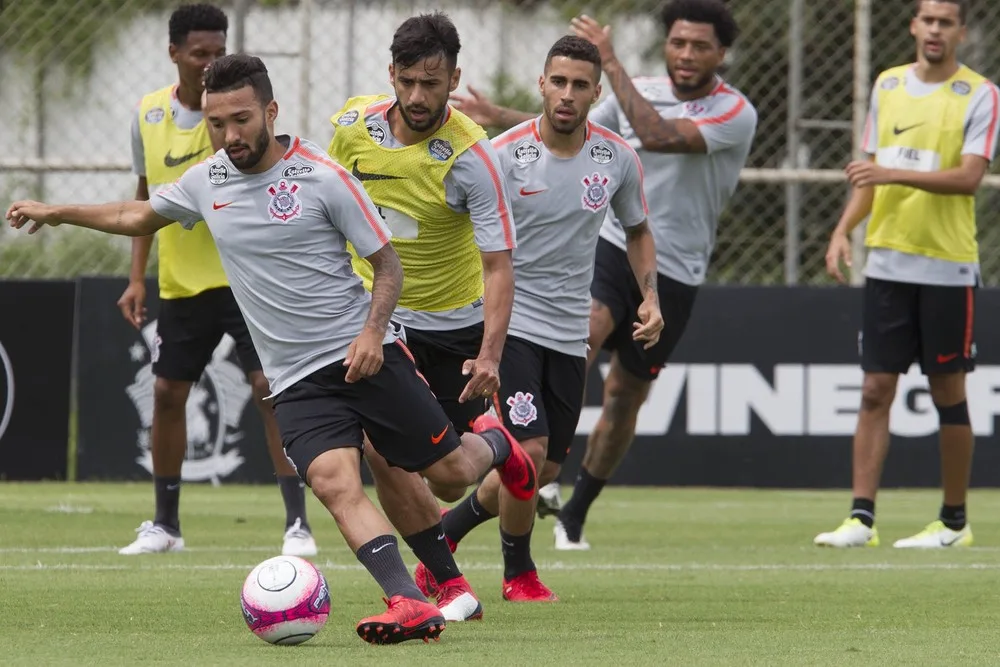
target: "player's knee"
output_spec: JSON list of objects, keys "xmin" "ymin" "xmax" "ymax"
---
[
  {"xmin": 521, "ymin": 437, "xmax": 548, "ymax": 471},
  {"xmin": 308, "ymin": 461, "xmax": 363, "ymax": 510},
  {"xmin": 935, "ymin": 399, "xmax": 970, "ymax": 426},
  {"xmin": 539, "ymin": 461, "xmax": 561, "ymax": 487},
  {"xmin": 603, "ymin": 379, "xmax": 647, "ymax": 430},
  {"xmin": 153, "ymin": 377, "xmax": 191, "ymax": 413},
  {"xmin": 425, "ymin": 450, "xmax": 479, "ymax": 489},
  {"xmin": 427, "ymin": 479, "xmax": 465, "ymax": 503},
  {"xmin": 859, "ymin": 374, "xmax": 896, "ymax": 413}
]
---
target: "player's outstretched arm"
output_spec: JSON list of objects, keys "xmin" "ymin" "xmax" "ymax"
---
[
  {"xmin": 450, "ymin": 85, "xmax": 535, "ymax": 131},
  {"xmin": 6, "ymin": 199, "xmax": 173, "ymax": 237},
  {"xmin": 624, "ymin": 221, "xmax": 663, "ymax": 349}
]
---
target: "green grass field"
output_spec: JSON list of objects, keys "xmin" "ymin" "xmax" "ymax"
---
[{"xmin": 2, "ymin": 483, "xmax": 1000, "ymax": 666}]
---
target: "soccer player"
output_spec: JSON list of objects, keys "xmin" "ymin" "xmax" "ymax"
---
[
  {"xmin": 816, "ymin": 0, "xmax": 999, "ymax": 548},
  {"xmin": 450, "ymin": 0, "xmax": 757, "ymax": 549},
  {"xmin": 114, "ymin": 3, "xmax": 314, "ymax": 557},
  {"xmin": 415, "ymin": 35, "xmax": 662, "ymax": 602},
  {"xmin": 326, "ymin": 13, "xmax": 522, "ymax": 619},
  {"xmin": 8, "ymin": 53, "xmax": 535, "ymax": 646}
]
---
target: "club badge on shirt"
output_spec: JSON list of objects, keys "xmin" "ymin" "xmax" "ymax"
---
[
  {"xmin": 267, "ymin": 179, "xmax": 303, "ymax": 223},
  {"xmin": 581, "ymin": 172, "xmax": 611, "ymax": 212}
]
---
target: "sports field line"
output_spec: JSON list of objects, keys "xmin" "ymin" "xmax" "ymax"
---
[
  {"xmin": 0, "ymin": 544, "xmax": 496, "ymax": 554},
  {"xmin": 4, "ymin": 561, "xmax": 1000, "ymax": 573}
]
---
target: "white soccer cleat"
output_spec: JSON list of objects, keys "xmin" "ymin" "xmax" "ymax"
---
[
  {"xmin": 553, "ymin": 519, "xmax": 591, "ymax": 551},
  {"xmin": 282, "ymin": 518, "xmax": 318, "ymax": 557},
  {"xmin": 118, "ymin": 520, "xmax": 185, "ymax": 555},
  {"xmin": 536, "ymin": 482, "xmax": 563, "ymax": 519},
  {"xmin": 893, "ymin": 520, "xmax": 973, "ymax": 548},
  {"xmin": 813, "ymin": 517, "xmax": 879, "ymax": 547}
]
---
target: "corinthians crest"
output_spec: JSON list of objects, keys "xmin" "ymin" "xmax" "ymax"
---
[
  {"xmin": 267, "ymin": 179, "xmax": 302, "ymax": 223},
  {"xmin": 126, "ymin": 321, "xmax": 251, "ymax": 485},
  {"xmin": 581, "ymin": 172, "xmax": 611, "ymax": 212}
]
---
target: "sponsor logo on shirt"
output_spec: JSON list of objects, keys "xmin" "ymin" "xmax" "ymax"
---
[
  {"xmin": 366, "ymin": 122, "xmax": 386, "ymax": 145},
  {"xmin": 337, "ymin": 110, "xmax": 360, "ymax": 126},
  {"xmin": 589, "ymin": 142, "xmax": 614, "ymax": 164},
  {"xmin": 209, "ymin": 162, "xmax": 229, "ymax": 185},
  {"xmin": 428, "ymin": 138, "xmax": 454, "ymax": 161},
  {"xmin": 514, "ymin": 142, "xmax": 541, "ymax": 164},
  {"xmin": 881, "ymin": 76, "xmax": 900, "ymax": 90},
  {"xmin": 144, "ymin": 107, "xmax": 165, "ymax": 124},
  {"xmin": 951, "ymin": 80, "xmax": 972, "ymax": 96},
  {"xmin": 282, "ymin": 163, "xmax": 314, "ymax": 178}
]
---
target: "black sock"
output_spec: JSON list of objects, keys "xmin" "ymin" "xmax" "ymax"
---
[
  {"xmin": 277, "ymin": 475, "xmax": 310, "ymax": 532},
  {"xmin": 558, "ymin": 467, "xmax": 606, "ymax": 538},
  {"xmin": 443, "ymin": 488, "xmax": 497, "ymax": 544},
  {"xmin": 850, "ymin": 497, "xmax": 875, "ymax": 528},
  {"xmin": 500, "ymin": 527, "xmax": 536, "ymax": 581},
  {"xmin": 404, "ymin": 522, "xmax": 461, "ymax": 585},
  {"xmin": 940, "ymin": 503, "xmax": 966, "ymax": 531},
  {"xmin": 153, "ymin": 475, "xmax": 181, "ymax": 535},
  {"xmin": 478, "ymin": 428, "xmax": 512, "ymax": 467},
  {"xmin": 355, "ymin": 535, "xmax": 425, "ymax": 601}
]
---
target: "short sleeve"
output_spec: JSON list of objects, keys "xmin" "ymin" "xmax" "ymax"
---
[
  {"xmin": 609, "ymin": 143, "xmax": 648, "ymax": 228},
  {"xmin": 447, "ymin": 138, "xmax": 516, "ymax": 252},
  {"xmin": 323, "ymin": 166, "xmax": 392, "ymax": 258},
  {"xmin": 961, "ymin": 82, "xmax": 1000, "ymax": 162},
  {"xmin": 862, "ymin": 83, "xmax": 879, "ymax": 155},
  {"xmin": 149, "ymin": 164, "xmax": 204, "ymax": 229},
  {"xmin": 694, "ymin": 94, "xmax": 758, "ymax": 155}
]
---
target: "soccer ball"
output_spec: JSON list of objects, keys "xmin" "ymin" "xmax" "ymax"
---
[{"xmin": 240, "ymin": 555, "xmax": 331, "ymax": 645}]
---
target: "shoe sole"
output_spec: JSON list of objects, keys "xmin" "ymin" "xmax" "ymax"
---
[
  {"xmin": 502, "ymin": 593, "xmax": 559, "ymax": 603},
  {"xmin": 356, "ymin": 616, "xmax": 446, "ymax": 645}
]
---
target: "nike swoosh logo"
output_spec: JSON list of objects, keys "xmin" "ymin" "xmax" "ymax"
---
[
  {"xmin": 166, "ymin": 484, "xmax": 180, "ymax": 491},
  {"xmin": 351, "ymin": 159, "xmax": 404, "ymax": 182},
  {"xmin": 212, "ymin": 201, "xmax": 233, "ymax": 210},
  {"xmin": 430, "ymin": 425, "xmax": 449, "ymax": 445},
  {"xmin": 164, "ymin": 148, "xmax": 207, "ymax": 168},
  {"xmin": 519, "ymin": 187, "xmax": 546, "ymax": 196},
  {"xmin": 892, "ymin": 122, "xmax": 924, "ymax": 136},
  {"xmin": 941, "ymin": 533, "xmax": 963, "ymax": 546},
  {"xmin": 371, "ymin": 543, "xmax": 390, "ymax": 554},
  {"xmin": 937, "ymin": 352, "xmax": 959, "ymax": 363}
]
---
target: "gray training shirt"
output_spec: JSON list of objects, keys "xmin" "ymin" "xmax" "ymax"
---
[
  {"xmin": 591, "ymin": 76, "xmax": 758, "ymax": 286},
  {"xmin": 493, "ymin": 118, "xmax": 648, "ymax": 357},
  {"xmin": 150, "ymin": 137, "xmax": 399, "ymax": 396}
]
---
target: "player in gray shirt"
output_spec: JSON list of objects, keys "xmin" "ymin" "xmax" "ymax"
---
[
  {"xmin": 7, "ymin": 53, "xmax": 537, "ymax": 646},
  {"xmin": 450, "ymin": 0, "xmax": 757, "ymax": 549},
  {"xmin": 416, "ymin": 36, "xmax": 663, "ymax": 603}
]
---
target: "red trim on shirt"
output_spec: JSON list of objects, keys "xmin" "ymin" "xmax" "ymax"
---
[
  {"xmin": 589, "ymin": 125, "xmax": 649, "ymax": 215},
  {"xmin": 468, "ymin": 142, "xmax": 515, "ymax": 249}
]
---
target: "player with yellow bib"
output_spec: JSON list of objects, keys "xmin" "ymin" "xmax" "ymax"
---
[
  {"xmin": 327, "ymin": 13, "xmax": 522, "ymax": 622},
  {"xmin": 819, "ymin": 0, "xmax": 999, "ymax": 549},
  {"xmin": 116, "ymin": 4, "xmax": 315, "ymax": 559}
]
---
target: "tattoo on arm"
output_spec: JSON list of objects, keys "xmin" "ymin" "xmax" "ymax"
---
[
  {"xmin": 642, "ymin": 271, "xmax": 658, "ymax": 300},
  {"xmin": 605, "ymin": 61, "xmax": 694, "ymax": 153},
  {"xmin": 365, "ymin": 246, "xmax": 404, "ymax": 332}
]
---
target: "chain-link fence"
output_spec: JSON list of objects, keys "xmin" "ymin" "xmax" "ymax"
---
[{"xmin": 2, "ymin": 0, "xmax": 1000, "ymax": 284}]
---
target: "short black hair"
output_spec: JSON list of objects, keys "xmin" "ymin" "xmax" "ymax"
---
[
  {"xmin": 914, "ymin": 0, "xmax": 967, "ymax": 24},
  {"xmin": 169, "ymin": 3, "xmax": 228, "ymax": 46},
  {"xmin": 659, "ymin": 0, "xmax": 739, "ymax": 48},
  {"xmin": 390, "ymin": 12, "xmax": 461, "ymax": 70},
  {"xmin": 545, "ymin": 36, "xmax": 601, "ymax": 77},
  {"xmin": 204, "ymin": 54, "xmax": 273, "ymax": 104}
]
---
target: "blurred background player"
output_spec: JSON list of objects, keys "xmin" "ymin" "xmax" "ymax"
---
[
  {"xmin": 115, "ymin": 3, "xmax": 315, "ymax": 557},
  {"xmin": 326, "ymin": 12, "xmax": 526, "ymax": 621},
  {"xmin": 417, "ymin": 35, "xmax": 662, "ymax": 603},
  {"xmin": 450, "ymin": 0, "xmax": 757, "ymax": 549},
  {"xmin": 817, "ymin": 0, "xmax": 999, "ymax": 549},
  {"xmin": 8, "ymin": 53, "xmax": 535, "ymax": 645}
]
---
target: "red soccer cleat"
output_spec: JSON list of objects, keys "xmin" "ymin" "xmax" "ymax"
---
[
  {"xmin": 415, "ymin": 508, "xmax": 457, "ymax": 598},
  {"xmin": 502, "ymin": 570, "xmax": 559, "ymax": 603},
  {"xmin": 473, "ymin": 413, "xmax": 537, "ymax": 501},
  {"xmin": 435, "ymin": 575, "xmax": 484, "ymax": 621},
  {"xmin": 356, "ymin": 595, "xmax": 446, "ymax": 645}
]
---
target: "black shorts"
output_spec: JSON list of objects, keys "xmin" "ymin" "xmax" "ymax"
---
[
  {"xmin": 152, "ymin": 287, "xmax": 262, "ymax": 382},
  {"xmin": 402, "ymin": 322, "xmax": 488, "ymax": 434},
  {"xmin": 492, "ymin": 336, "xmax": 586, "ymax": 465},
  {"xmin": 270, "ymin": 341, "xmax": 463, "ymax": 483},
  {"xmin": 861, "ymin": 277, "xmax": 976, "ymax": 375},
  {"xmin": 591, "ymin": 238, "xmax": 699, "ymax": 381}
]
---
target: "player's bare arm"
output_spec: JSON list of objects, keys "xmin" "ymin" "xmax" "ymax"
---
[
  {"xmin": 460, "ymin": 249, "xmax": 513, "ymax": 403},
  {"xmin": 344, "ymin": 243, "xmax": 404, "ymax": 384},
  {"xmin": 449, "ymin": 85, "xmax": 534, "ymax": 131},
  {"xmin": 7, "ymin": 199, "xmax": 173, "ymax": 237},
  {"xmin": 846, "ymin": 154, "xmax": 989, "ymax": 195},
  {"xmin": 118, "ymin": 176, "xmax": 154, "ymax": 329},
  {"xmin": 624, "ymin": 221, "xmax": 664, "ymax": 348},
  {"xmin": 571, "ymin": 15, "xmax": 706, "ymax": 154},
  {"xmin": 825, "ymin": 155, "xmax": 876, "ymax": 283}
]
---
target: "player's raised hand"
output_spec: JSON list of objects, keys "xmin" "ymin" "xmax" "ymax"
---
[
  {"xmin": 459, "ymin": 356, "xmax": 500, "ymax": 403},
  {"xmin": 450, "ymin": 85, "xmax": 500, "ymax": 127},
  {"xmin": 117, "ymin": 281, "xmax": 148, "ymax": 329},
  {"xmin": 570, "ymin": 15, "xmax": 616, "ymax": 65},
  {"xmin": 344, "ymin": 328, "xmax": 385, "ymax": 383},
  {"xmin": 825, "ymin": 231, "xmax": 853, "ymax": 284},
  {"xmin": 633, "ymin": 298, "xmax": 664, "ymax": 350},
  {"xmin": 6, "ymin": 200, "xmax": 60, "ymax": 234}
]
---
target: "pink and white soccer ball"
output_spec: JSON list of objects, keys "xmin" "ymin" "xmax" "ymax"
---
[{"xmin": 240, "ymin": 555, "xmax": 331, "ymax": 645}]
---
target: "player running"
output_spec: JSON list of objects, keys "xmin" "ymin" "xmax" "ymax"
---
[
  {"xmin": 817, "ymin": 0, "xmax": 999, "ymax": 548},
  {"xmin": 115, "ymin": 3, "xmax": 315, "ymax": 558},
  {"xmin": 450, "ymin": 0, "xmax": 757, "ymax": 549},
  {"xmin": 8, "ymin": 53, "xmax": 536, "ymax": 646},
  {"xmin": 415, "ymin": 35, "xmax": 662, "ymax": 603},
  {"xmin": 326, "ymin": 12, "xmax": 524, "ymax": 619}
]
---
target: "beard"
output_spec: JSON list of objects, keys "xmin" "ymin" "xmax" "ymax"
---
[
  {"xmin": 399, "ymin": 103, "xmax": 446, "ymax": 132},
  {"xmin": 667, "ymin": 62, "xmax": 715, "ymax": 94},
  {"xmin": 546, "ymin": 105, "xmax": 585, "ymax": 135},
  {"xmin": 226, "ymin": 124, "xmax": 270, "ymax": 170}
]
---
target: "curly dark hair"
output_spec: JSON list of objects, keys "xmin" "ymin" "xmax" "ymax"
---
[
  {"xmin": 390, "ymin": 12, "xmax": 461, "ymax": 70},
  {"xmin": 659, "ymin": 0, "xmax": 739, "ymax": 48},
  {"xmin": 169, "ymin": 3, "xmax": 228, "ymax": 47}
]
